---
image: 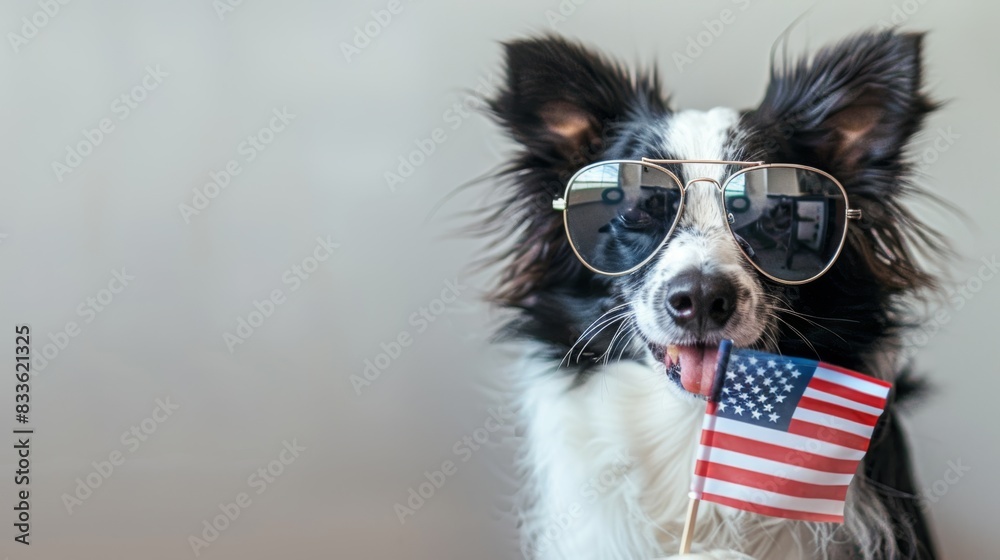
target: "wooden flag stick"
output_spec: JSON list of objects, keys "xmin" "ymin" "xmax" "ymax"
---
[
  {"xmin": 679, "ymin": 340, "xmax": 732, "ymax": 556},
  {"xmin": 678, "ymin": 492, "xmax": 700, "ymax": 554}
]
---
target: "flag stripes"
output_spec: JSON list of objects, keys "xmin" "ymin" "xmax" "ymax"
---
[
  {"xmin": 808, "ymin": 377, "xmax": 886, "ymax": 409},
  {"xmin": 693, "ymin": 447, "xmax": 855, "ymax": 486},
  {"xmin": 792, "ymin": 407, "xmax": 874, "ymax": 437},
  {"xmin": 696, "ymin": 478, "xmax": 846, "ymax": 517},
  {"xmin": 786, "ymin": 419, "xmax": 871, "ymax": 452},
  {"xmin": 801, "ymin": 388, "xmax": 884, "ymax": 416},
  {"xmin": 797, "ymin": 395, "xmax": 881, "ymax": 426},
  {"xmin": 694, "ymin": 461, "xmax": 849, "ymax": 500},
  {"xmin": 699, "ymin": 492, "xmax": 845, "ymax": 524},
  {"xmin": 703, "ymin": 417, "xmax": 867, "ymax": 462}
]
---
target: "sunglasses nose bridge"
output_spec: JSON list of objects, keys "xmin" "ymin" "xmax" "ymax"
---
[
  {"xmin": 683, "ymin": 177, "xmax": 723, "ymax": 191},
  {"xmin": 675, "ymin": 177, "xmax": 729, "ymax": 229}
]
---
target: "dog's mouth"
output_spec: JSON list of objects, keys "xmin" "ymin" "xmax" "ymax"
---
[{"xmin": 649, "ymin": 343, "xmax": 721, "ymax": 398}]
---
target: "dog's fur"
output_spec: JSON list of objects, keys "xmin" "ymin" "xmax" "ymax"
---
[{"xmin": 481, "ymin": 30, "xmax": 943, "ymax": 559}]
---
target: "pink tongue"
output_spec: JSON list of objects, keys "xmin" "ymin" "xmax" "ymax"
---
[{"xmin": 677, "ymin": 345, "xmax": 721, "ymax": 397}]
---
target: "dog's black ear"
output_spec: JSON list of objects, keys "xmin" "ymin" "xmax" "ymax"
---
[
  {"xmin": 753, "ymin": 30, "xmax": 935, "ymax": 175},
  {"xmin": 749, "ymin": 30, "xmax": 941, "ymax": 290},
  {"xmin": 489, "ymin": 36, "xmax": 666, "ymax": 167},
  {"xmin": 483, "ymin": 37, "xmax": 666, "ymax": 306}
]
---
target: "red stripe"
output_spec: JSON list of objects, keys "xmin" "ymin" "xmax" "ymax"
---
[
  {"xmin": 700, "ymin": 492, "xmax": 844, "ymax": 523},
  {"xmin": 808, "ymin": 377, "xmax": 887, "ymax": 410},
  {"xmin": 695, "ymin": 461, "xmax": 849, "ymax": 501},
  {"xmin": 798, "ymin": 396, "xmax": 880, "ymax": 426},
  {"xmin": 788, "ymin": 419, "xmax": 871, "ymax": 452},
  {"xmin": 819, "ymin": 362, "xmax": 892, "ymax": 388},
  {"xmin": 700, "ymin": 431, "xmax": 861, "ymax": 474}
]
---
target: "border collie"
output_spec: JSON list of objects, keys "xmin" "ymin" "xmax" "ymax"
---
[{"xmin": 482, "ymin": 30, "xmax": 942, "ymax": 559}]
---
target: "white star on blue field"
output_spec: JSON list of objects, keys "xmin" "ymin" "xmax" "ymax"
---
[{"xmin": 715, "ymin": 349, "xmax": 818, "ymax": 431}]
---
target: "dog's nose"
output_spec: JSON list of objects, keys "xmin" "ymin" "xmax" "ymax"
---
[{"xmin": 665, "ymin": 269, "xmax": 737, "ymax": 331}]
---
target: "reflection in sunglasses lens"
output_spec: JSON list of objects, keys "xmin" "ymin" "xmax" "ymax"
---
[
  {"xmin": 564, "ymin": 162, "xmax": 682, "ymax": 274},
  {"xmin": 724, "ymin": 167, "xmax": 847, "ymax": 282}
]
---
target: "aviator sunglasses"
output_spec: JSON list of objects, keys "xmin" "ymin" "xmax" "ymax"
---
[{"xmin": 552, "ymin": 159, "xmax": 863, "ymax": 284}]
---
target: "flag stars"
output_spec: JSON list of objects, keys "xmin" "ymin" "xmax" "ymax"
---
[{"xmin": 714, "ymin": 351, "xmax": 813, "ymax": 428}]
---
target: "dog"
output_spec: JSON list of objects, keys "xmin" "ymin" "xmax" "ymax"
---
[{"xmin": 481, "ymin": 29, "xmax": 941, "ymax": 559}]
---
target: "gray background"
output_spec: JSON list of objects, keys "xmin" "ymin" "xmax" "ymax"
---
[{"xmin": 0, "ymin": 0, "xmax": 996, "ymax": 559}]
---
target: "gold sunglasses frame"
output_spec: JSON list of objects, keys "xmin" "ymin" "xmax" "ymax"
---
[{"xmin": 551, "ymin": 159, "xmax": 863, "ymax": 285}]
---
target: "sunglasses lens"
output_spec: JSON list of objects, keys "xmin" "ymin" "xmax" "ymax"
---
[
  {"xmin": 724, "ymin": 166, "xmax": 848, "ymax": 282},
  {"xmin": 565, "ymin": 162, "xmax": 682, "ymax": 274}
]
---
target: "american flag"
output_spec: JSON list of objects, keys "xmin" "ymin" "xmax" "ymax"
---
[{"xmin": 690, "ymin": 343, "xmax": 891, "ymax": 523}]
